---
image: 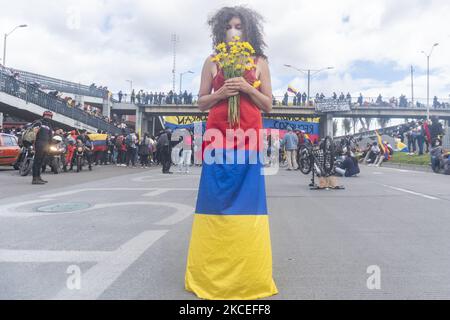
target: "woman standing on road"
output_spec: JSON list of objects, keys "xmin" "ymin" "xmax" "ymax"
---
[{"xmin": 185, "ymin": 6, "xmax": 278, "ymax": 300}]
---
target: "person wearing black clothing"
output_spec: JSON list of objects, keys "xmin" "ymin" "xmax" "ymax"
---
[
  {"xmin": 430, "ymin": 116, "xmax": 444, "ymax": 141},
  {"xmin": 335, "ymin": 151, "xmax": 360, "ymax": 177},
  {"xmin": 157, "ymin": 129, "xmax": 180, "ymax": 174},
  {"xmin": 32, "ymin": 111, "xmax": 53, "ymax": 185},
  {"xmin": 76, "ymin": 130, "xmax": 93, "ymax": 170},
  {"xmin": 157, "ymin": 130, "xmax": 171, "ymax": 173}
]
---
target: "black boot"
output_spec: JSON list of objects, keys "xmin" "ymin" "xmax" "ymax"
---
[
  {"xmin": 32, "ymin": 177, "xmax": 45, "ymax": 185},
  {"xmin": 38, "ymin": 176, "xmax": 48, "ymax": 183}
]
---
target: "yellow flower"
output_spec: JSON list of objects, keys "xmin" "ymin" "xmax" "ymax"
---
[
  {"xmin": 253, "ymin": 80, "xmax": 261, "ymax": 89},
  {"xmin": 233, "ymin": 36, "xmax": 241, "ymax": 41},
  {"xmin": 236, "ymin": 64, "xmax": 242, "ymax": 70}
]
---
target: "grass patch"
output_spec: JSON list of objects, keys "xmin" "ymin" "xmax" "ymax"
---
[{"xmin": 390, "ymin": 152, "xmax": 430, "ymax": 166}]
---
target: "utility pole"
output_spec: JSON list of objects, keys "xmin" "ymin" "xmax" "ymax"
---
[
  {"xmin": 411, "ymin": 66, "xmax": 414, "ymax": 108},
  {"xmin": 421, "ymin": 43, "xmax": 439, "ymax": 121},
  {"xmin": 171, "ymin": 34, "xmax": 179, "ymax": 93},
  {"xmin": 284, "ymin": 64, "xmax": 333, "ymax": 105}
]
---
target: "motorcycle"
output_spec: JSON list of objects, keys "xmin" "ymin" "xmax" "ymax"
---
[
  {"xmin": 18, "ymin": 143, "xmax": 35, "ymax": 176},
  {"xmin": 42, "ymin": 136, "xmax": 66, "ymax": 174},
  {"xmin": 75, "ymin": 140, "xmax": 93, "ymax": 172}
]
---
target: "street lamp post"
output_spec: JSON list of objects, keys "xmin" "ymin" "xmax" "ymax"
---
[
  {"xmin": 179, "ymin": 70, "xmax": 194, "ymax": 94},
  {"xmin": 125, "ymin": 80, "xmax": 133, "ymax": 103},
  {"xmin": 421, "ymin": 43, "xmax": 439, "ymax": 121},
  {"xmin": 3, "ymin": 24, "xmax": 28, "ymax": 67},
  {"xmin": 284, "ymin": 64, "xmax": 333, "ymax": 104}
]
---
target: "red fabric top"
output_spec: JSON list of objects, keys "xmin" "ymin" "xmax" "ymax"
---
[{"xmin": 205, "ymin": 57, "xmax": 264, "ymax": 151}]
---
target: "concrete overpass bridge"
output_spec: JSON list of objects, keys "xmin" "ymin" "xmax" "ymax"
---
[
  {"xmin": 126, "ymin": 103, "xmax": 450, "ymax": 138},
  {"xmin": 0, "ymin": 71, "xmax": 124, "ymax": 134}
]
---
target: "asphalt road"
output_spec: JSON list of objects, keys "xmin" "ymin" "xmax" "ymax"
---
[{"xmin": 1, "ymin": 163, "xmax": 450, "ymax": 300}]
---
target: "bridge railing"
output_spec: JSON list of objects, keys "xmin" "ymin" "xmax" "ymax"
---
[
  {"xmin": 0, "ymin": 72, "xmax": 124, "ymax": 134},
  {"xmin": 4, "ymin": 67, "xmax": 108, "ymax": 99},
  {"xmin": 112, "ymin": 92, "xmax": 450, "ymax": 110}
]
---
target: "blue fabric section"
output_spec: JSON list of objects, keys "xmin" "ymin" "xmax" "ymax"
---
[
  {"xmin": 195, "ymin": 149, "xmax": 268, "ymax": 215},
  {"xmin": 91, "ymin": 140, "xmax": 106, "ymax": 147}
]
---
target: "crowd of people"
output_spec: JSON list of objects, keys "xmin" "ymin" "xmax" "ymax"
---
[
  {"xmin": 3, "ymin": 112, "xmax": 199, "ymax": 185},
  {"xmin": 116, "ymin": 89, "xmax": 195, "ymax": 105},
  {"xmin": 395, "ymin": 117, "xmax": 445, "ymax": 155},
  {"xmin": 276, "ymin": 91, "xmax": 450, "ymax": 110}
]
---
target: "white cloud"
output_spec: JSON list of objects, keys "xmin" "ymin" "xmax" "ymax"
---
[{"xmin": 1, "ymin": 0, "xmax": 449, "ymax": 101}]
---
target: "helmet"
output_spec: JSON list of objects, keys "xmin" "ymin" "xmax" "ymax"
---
[
  {"xmin": 52, "ymin": 135, "xmax": 63, "ymax": 143},
  {"xmin": 43, "ymin": 111, "xmax": 53, "ymax": 118}
]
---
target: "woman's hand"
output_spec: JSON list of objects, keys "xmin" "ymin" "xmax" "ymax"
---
[
  {"xmin": 224, "ymin": 77, "xmax": 254, "ymax": 95},
  {"xmin": 215, "ymin": 82, "xmax": 240, "ymax": 100}
]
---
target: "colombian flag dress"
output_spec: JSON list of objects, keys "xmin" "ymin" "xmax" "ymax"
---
[{"xmin": 185, "ymin": 57, "xmax": 278, "ymax": 300}]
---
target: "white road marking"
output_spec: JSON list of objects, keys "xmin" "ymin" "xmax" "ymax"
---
[
  {"xmin": 382, "ymin": 184, "xmax": 440, "ymax": 200},
  {"xmin": 0, "ymin": 199, "xmax": 51, "ymax": 218},
  {"xmin": 39, "ymin": 188, "xmax": 196, "ymax": 198},
  {"xmin": 0, "ymin": 249, "xmax": 109, "ymax": 263},
  {"xmin": 132, "ymin": 175, "xmax": 193, "ymax": 182},
  {"xmin": 142, "ymin": 189, "xmax": 171, "ymax": 197},
  {"xmin": 52, "ymin": 230, "xmax": 168, "ymax": 300},
  {"xmin": 0, "ymin": 188, "xmax": 195, "ymax": 221},
  {"xmin": 75, "ymin": 202, "xmax": 194, "ymax": 225},
  {"xmin": 0, "ymin": 199, "xmax": 194, "ymax": 223}
]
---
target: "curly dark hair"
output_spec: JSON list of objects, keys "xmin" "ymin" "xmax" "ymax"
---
[{"xmin": 207, "ymin": 6, "xmax": 267, "ymax": 59}]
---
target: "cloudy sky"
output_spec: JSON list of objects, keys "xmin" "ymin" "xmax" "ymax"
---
[{"xmin": 1, "ymin": 0, "xmax": 450, "ymax": 105}]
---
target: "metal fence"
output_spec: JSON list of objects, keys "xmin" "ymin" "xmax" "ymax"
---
[
  {"xmin": 0, "ymin": 72, "xmax": 124, "ymax": 135},
  {"xmin": 112, "ymin": 92, "xmax": 450, "ymax": 110},
  {"xmin": 7, "ymin": 68, "xmax": 108, "ymax": 99}
]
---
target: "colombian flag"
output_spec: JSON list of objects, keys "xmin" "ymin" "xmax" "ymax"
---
[
  {"xmin": 396, "ymin": 140, "xmax": 409, "ymax": 152},
  {"xmin": 375, "ymin": 130, "xmax": 385, "ymax": 154},
  {"xmin": 185, "ymin": 150, "xmax": 278, "ymax": 300},
  {"xmin": 185, "ymin": 101, "xmax": 278, "ymax": 300},
  {"xmin": 287, "ymin": 85, "xmax": 298, "ymax": 95},
  {"xmin": 88, "ymin": 134, "xmax": 108, "ymax": 152}
]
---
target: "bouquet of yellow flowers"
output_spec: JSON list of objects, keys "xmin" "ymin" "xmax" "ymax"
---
[{"xmin": 211, "ymin": 36, "xmax": 260, "ymax": 128}]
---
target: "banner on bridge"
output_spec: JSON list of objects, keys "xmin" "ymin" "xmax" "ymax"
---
[
  {"xmin": 315, "ymin": 99, "xmax": 351, "ymax": 113},
  {"xmin": 164, "ymin": 116, "xmax": 320, "ymax": 143}
]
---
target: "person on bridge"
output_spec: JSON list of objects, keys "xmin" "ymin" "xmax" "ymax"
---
[
  {"xmin": 185, "ymin": 6, "xmax": 278, "ymax": 300},
  {"xmin": 131, "ymin": 89, "xmax": 136, "ymax": 104},
  {"xmin": 32, "ymin": 111, "xmax": 53, "ymax": 185}
]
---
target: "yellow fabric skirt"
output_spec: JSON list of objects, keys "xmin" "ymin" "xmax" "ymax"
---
[{"xmin": 185, "ymin": 214, "xmax": 278, "ymax": 300}]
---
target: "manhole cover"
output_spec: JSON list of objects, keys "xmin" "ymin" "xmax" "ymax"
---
[{"xmin": 36, "ymin": 202, "xmax": 91, "ymax": 213}]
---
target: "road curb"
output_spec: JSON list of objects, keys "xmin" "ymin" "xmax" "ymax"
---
[{"xmin": 382, "ymin": 162, "xmax": 433, "ymax": 173}]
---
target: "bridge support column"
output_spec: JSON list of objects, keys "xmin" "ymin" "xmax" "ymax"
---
[
  {"xmin": 103, "ymin": 96, "xmax": 112, "ymax": 118},
  {"xmin": 319, "ymin": 113, "xmax": 334, "ymax": 139},
  {"xmin": 152, "ymin": 116, "xmax": 156, "ymax": 136},
  {"xmin": 0, "ymin": 112, "xmax": 3, "ymax": 129},
  {"xmin": 141, "ymin": 114, "xmax": 150, "ymax": 136}
]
